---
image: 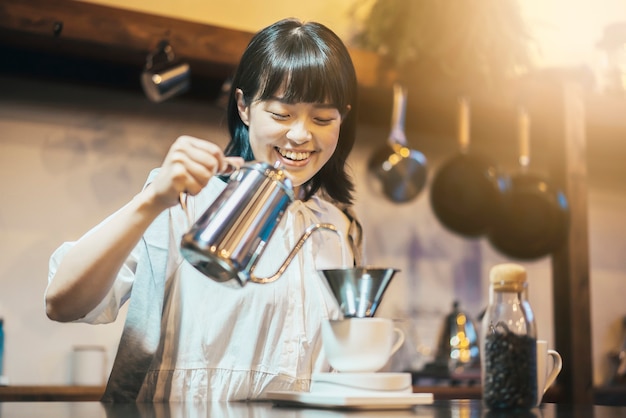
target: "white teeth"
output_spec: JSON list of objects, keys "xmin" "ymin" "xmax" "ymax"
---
[{"xmin": 277, "ymin": 148, "xmax": 311, "ymax": 161}]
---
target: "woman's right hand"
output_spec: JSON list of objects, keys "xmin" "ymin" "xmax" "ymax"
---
[
  {"xmin": 147, "ymin": 135, "xmax": 244, "ymax": 209},
  {"xmin": 45, "ymin": 136, "xmax": 244, "ymax": 322}
]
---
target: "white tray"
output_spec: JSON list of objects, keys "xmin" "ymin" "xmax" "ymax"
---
[{"xmin": 264, "ymin": 391, "xmax": 434, "ymax": 410}]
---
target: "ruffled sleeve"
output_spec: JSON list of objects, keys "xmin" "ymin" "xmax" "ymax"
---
[{"xmin": 46, "ymin": 219, "xmax": 138, "ymax": 325}]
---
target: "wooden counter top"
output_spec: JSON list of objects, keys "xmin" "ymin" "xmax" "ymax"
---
[
  {"xmin": 0, "ymin": 385, "xmax": 479, "ymax": 402},
  {"xmin": 0, "ymin": 384, "xmax": 622, "ymax": 406},
  {"xmin": 0, "ymin": 399, "xmax": 625, "ymax": 418},
  {"xmin": 0, "ymin": 384, "xmax": 568, "ymax": 402}
]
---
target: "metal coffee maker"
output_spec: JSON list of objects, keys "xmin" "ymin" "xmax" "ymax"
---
[
  {"xmin": 434, "ymin": 301, "xmax": 481, "ymax": 374},
  {"xmin": 180, "ymin": 161, "xmax": 337, "ymax": 287},
  {"xmin": 319, "ymin": 267, "xmax": 400, "ymax": 317}
]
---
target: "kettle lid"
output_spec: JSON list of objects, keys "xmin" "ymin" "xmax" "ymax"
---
[{"xmin": 242, "ymin": 161, "xmax": 294, "ymax": 200}]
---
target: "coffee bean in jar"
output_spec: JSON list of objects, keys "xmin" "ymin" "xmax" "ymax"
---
[{"xmin": 483, "ymin": 324, "xmax": 537, "ymax": 409}]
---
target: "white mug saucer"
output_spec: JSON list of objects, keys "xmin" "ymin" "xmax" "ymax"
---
[
  {"xmin": 264, "ymin": 372, "xmax": 434, "ymax": 410},
  {"xmin": 264, "ymin": 389, "xmax": 433, "ymax": 410},
  {"xmin": 310, "ymin": 372, "xmax": 412, "ymax": 394}
]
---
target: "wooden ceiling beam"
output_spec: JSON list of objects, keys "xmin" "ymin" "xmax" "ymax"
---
[
  {"xmin": 0, "ymin": 0, "xmax": 251, "ymax": 80},
  {"xmin": 0, "ymin": 0, "xmax": 386, "ymax": 86}
]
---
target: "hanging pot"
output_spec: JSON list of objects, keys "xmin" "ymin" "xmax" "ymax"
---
[
  {"xmin": 368, "ymin": 83, "xmax": 428, "ymax": 203},
  {"xmin": 429, "ymin": 97, "xmax": 508, "ymax": 237},
  {"xmin": 487, "ymin": 108, "xmax": 569, "ymax": 260}
]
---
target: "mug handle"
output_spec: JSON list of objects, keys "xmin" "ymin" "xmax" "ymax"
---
[
  {"xmin": 390, "ymin": 327, "xmax": 405, "ymax": 356},
  {"xmin": 543, "ymin": 349, "xmax": 563, "ymax": 394}
]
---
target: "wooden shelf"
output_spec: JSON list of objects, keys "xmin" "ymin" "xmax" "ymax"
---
[
  {"xmin": 0, "ymin": 0, "xmax": 385, "ymax": 89},
  {"xmin": 413, "ymin": 384, "xmax": 565, "ymax": 402},
  {"xmin": 0, "ymin": 0, "xmax": 251, "ymax": 80},
  {"xmin": 0, "ymin": 385, "xmax": 105, "ymax": 402},
  {"xmin": 594, "ymin": 386, "xmax": 626, "ymax": 406}
]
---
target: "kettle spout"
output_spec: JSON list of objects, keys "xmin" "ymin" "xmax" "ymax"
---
[{"xmin": 249, "ymin": 223, "xmax": 338, "ymax": 284}]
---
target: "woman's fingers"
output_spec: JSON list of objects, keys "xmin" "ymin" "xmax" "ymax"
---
[
  {"xmin": 153, "ymin": 136, "xmax": 238, "ymax": 204},
  {"xmin": 222, "ymin": 157, "xmax": 245, "ymax": 174}
]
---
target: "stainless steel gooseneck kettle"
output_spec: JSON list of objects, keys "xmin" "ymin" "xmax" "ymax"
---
[{"xmin": 180, "ymin": 161, "xmax": 338, "ymax": 287}]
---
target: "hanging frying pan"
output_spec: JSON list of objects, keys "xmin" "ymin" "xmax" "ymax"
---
[
  {"xmin": 368, "ymin": 83, "xmax": 428, "ymax": 203},
  {"xmin": 487, "ymin": 108, "xmax": 569, "ymax": 260},
  {"xmin": 429, "ymin": 97, "xmax": 507, "ymax": 237}
]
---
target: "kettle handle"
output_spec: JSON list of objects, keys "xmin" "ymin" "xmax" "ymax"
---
[
  {"xmin": 178, "ymin": 162, "xmax": 239, "ymax": 225},
  {"xmin": 249, "ymin": 223, "xmax": 339, "ymax": 284},
  {"xmin": 179, "ymin": 192, "xmax": 194, "ymax": 227}
]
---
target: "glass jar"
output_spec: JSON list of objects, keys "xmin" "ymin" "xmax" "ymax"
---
[{"xmin": 481, "ymin": 263, "xmax": 537, "ymax": 410}]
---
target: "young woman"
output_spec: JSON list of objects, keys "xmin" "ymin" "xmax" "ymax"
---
[{"xmin": 45, "ymin": 18, "xmax": 361, "ymax": 402}]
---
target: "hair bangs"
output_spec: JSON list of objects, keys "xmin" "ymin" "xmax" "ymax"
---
[{"xmin": 256, "ymin": 44, "xmax": 350, "ymax": 112}]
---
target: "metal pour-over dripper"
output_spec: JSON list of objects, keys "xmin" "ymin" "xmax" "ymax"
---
[{"xmin": 319, "ymin": 267, "xmax": 400, "ymax": 318}]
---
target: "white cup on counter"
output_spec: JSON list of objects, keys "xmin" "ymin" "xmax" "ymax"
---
[
  {"xmin": 536, "ymin": 339, "xmax": 562, "ymax": 405},
  {"xmin": 321, "ymin": 318, "xmax": 405, "ymax": 373},
  {"xmin": 71, "ymin": 345, "xmax": 107, "ymax": 386}
]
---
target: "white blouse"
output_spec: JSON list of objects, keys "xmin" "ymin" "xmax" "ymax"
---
[{"xmin": 48, "ymin": 176, "xmax": 352, "ymax": 401}]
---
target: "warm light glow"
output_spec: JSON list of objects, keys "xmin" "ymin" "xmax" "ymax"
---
[
  {"xmin": 81, "ymin": 0, "xmax": 626, "ymax": 74},
  {"xmin": 387, "ymin": 153, "xmax": 401, "ymax": 167},
  {"xmin": 522, "ymin": 0, "xmax": 626, "ymax": 70}
]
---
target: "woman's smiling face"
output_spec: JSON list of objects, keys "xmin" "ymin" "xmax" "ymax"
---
[{"xmin": 236, "ymin": 88, "xmax": 347, "ymax": 193}]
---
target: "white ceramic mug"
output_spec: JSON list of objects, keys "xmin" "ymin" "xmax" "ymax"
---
[
  {"xmin": 321, "ymin": 318, "xmax": 405, "ymax": 373},
  {"xmin": 71, "ymin": 345, "xmax": 107, "ymax": 386},
  {"xmin": 536, "ymin": 340, "xmax": 562, "ymax": 405}
]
